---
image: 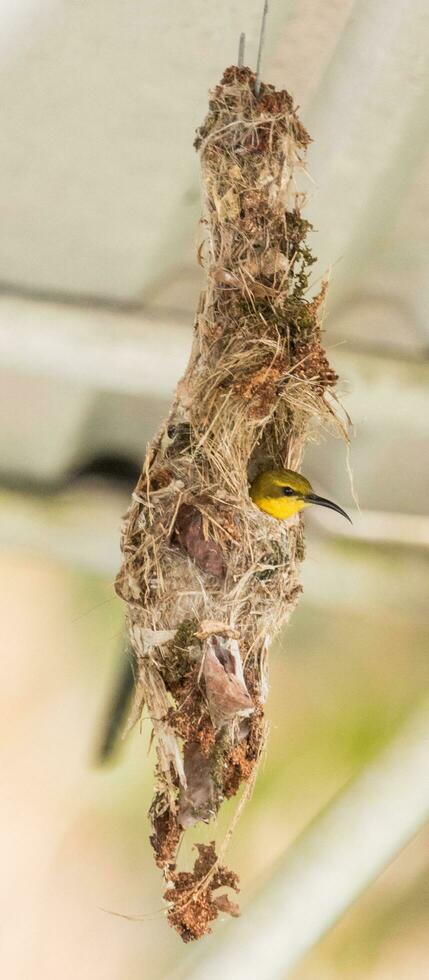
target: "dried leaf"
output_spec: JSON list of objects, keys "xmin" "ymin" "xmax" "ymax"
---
[
  {"xmin": 178, "ymin": 742, "xmax": 216, "ymax": 829},
  {"xmin": 174, "ymin": 504, "xmax": 226, "ymax": 579},
  {"xmin": 203, "ymin": 635, "xmax": 253, "ymax": 728},
  {"xmin": 140, "ymin": 660, "xmax": 186, "ymax": 796}
]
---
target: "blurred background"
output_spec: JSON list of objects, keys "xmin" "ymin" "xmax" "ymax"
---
[{"xmin": 1, "ymin": 1, "xmax": 428, "ymax": 978}]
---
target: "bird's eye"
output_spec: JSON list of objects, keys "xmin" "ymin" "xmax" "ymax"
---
[{"xmin": 282, "ymin": 486, "xmax": 295, "ymax": 496}]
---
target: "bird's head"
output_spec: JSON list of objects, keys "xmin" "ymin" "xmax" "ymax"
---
[{"xmin": 249, "ymin": 468, "xmax": 351, "ymax": 523}]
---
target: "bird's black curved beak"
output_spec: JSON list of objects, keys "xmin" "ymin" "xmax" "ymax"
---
[{"xmin": 305, "ymin": 493, "xmax": 352, "ymax": 524}]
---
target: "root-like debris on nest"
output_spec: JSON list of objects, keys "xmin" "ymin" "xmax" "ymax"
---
[{"xmin": 115, "ymin": 66, "xmax": 346, "ymax": 941}]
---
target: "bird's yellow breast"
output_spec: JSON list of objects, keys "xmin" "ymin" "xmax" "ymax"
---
[{"xmin": 251, "ymin": 494, "xmax": 308, "ymax": 520}]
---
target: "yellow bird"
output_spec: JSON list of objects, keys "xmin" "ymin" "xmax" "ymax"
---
[{"xmin": 250, "ymin": 468, "xmax": 351, "ymax": 523}]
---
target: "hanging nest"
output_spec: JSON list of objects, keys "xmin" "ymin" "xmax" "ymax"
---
[{"xmin": 115, "ymin": 65, "xmax": 345, "ymax": 941}]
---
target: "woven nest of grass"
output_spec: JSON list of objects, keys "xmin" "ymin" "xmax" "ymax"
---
[{"xmin": 115, "ymin": 65, "xmax": 346, "ymax": 941}]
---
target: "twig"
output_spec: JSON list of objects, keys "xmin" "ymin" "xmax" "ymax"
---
[
  {"xmin": 255, "ymin": 1, "xmax": 269, "ymax": 97},
  {"xmin": 238, "ymin": 32, "xmax": 246, "ymax": 68}
]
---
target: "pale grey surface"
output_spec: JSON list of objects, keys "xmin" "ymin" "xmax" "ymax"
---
[
  {"xmin": 0, "ymin": 1, "xmax": 272, "ymax": 300},
  {"xmin": 306, "ymin": 0, "xmax": 429, "ymax": 351}
]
